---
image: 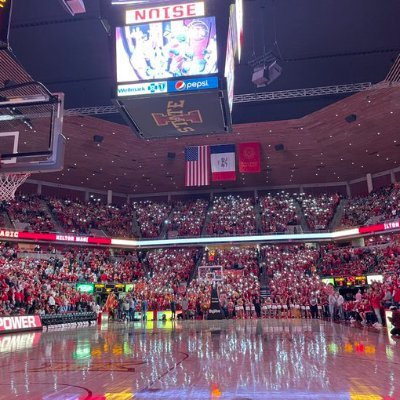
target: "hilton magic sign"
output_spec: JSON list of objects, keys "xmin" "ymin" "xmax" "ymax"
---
[{"xmin": 115, "ymin": 89, "xmax": 231, "ymax": 139}]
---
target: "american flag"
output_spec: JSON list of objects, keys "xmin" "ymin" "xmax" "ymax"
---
[{"xmin": 185, "ymin": 145, "xmax": 210, "ymax": 187}]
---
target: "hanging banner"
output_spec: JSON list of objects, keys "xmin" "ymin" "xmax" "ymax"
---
[
  {"xmin": 210, "ymin": 144, "xmax": 236, "ymax": 181},
  {"xmin": 238, "ymin": 142, "xmax": 261, "ymax": 173}
]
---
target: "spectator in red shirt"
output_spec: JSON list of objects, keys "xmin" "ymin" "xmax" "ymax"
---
[{"xmin": 370, "ymin": 289, "xmax": 383, "ymax": 325}]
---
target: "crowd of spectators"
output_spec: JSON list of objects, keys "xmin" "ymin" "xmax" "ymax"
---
[
  {"xmin": 258, "ymin": 192, "xmax": 299, "ymax": 233},
  {"xmin": 48, "ymin": 198, "xmax": 134, "ymax": 237},
  {"xmin": 341, "ymin": 184, "xmax": 400, "ymax": 228},
  {"xmin": 206, "ymin": 195, "xmax": 257, "ymax": 236},
  {"xmin": 2, "ymin": 236, "xmax": 400, "ymax": 326},
  {"xmin": 0, "ymin": 182, "xmax": 399, "ymax": 324},
  {"xmin": 133, "ymin": 200, "xmax": 172, "ymax": 238},
  {"xmin": 166, "ymin": 199, "xmax": 209, "ymax": 237},
  {"xmin": 296, "ymin": 193, "xmax": 341, "ymax": 230},
  {"xmin": 7, "ymin": 195, "xmax": 55, "ymax": 232},
  {"xmin": 131, "ymin": 248, "xmax": 198, "ymax": 310},
  {"xmin": 260, "ymin": 245, "xmax": 325, "ymax": 315},
  {"xmin": 319, "ymin": 246, "xmax": 379, "ymax": 276},
  {"xmin": 187, "ymin": 246, "xmax": 261, "ymax": 318},
  {"xmin": 0, "ymin": 184, "xmax": 398, "ymax": 240},
  {"xmin": 0, "ymin": 244, "xmax": 142, "ymax": 316}
]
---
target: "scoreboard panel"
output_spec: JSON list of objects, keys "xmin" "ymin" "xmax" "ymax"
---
[
  {"xmin": 112, "ymin": 0, "xmax": 237, "ymax": 139},
  {"xmin": 116, "ymin": 16, "xmax": 218, "ymax": 83}
]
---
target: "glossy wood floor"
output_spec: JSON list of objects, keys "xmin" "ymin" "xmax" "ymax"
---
[{"xmin": 0, "ymin": 319, "xmax": 399, "ymax": 400}]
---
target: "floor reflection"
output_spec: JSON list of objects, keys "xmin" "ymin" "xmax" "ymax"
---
[{"xmin": 0, "ymin": 319, "xmax": 399, "ymax": 399}]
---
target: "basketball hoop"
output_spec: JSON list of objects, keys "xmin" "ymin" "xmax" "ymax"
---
[{"xmin": 0, "ymin": 172, "xmax": 30, "ymax": 201}]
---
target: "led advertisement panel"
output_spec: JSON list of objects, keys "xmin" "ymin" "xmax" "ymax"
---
[{"xmin": 117, "ymin": 75, "xmax": 219, "ymax": 96}]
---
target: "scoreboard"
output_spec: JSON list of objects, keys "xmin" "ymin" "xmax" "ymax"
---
[
  {"xmin": 0, "ymin": 0, "xmax": 12, "ymax": 48},
  {"xmin": 112, "ymin": 0, "xmax": 241, "ymax": 139}
]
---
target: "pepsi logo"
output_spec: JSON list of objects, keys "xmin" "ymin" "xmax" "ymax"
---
[{"xmin": 175, "ymin": 81, "xmax": 186, "ymax": 91}]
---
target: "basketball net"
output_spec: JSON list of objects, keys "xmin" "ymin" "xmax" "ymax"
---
[{"xmin": 0, "ymin": 172, "xmax": 30, "ymax": 201}]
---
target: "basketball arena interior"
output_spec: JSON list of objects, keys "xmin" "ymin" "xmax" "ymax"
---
[{"xmin": 0, "ymin": 0, "xmax": 400, "ymax": 399}]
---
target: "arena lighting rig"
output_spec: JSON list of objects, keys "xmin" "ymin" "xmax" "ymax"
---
[{"xmin": 111, "ymin": 0, "xmax": 242, "ymax": 139}]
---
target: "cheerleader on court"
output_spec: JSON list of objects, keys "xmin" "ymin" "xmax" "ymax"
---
[
  {"xmin": 245, "ymin": 298, "xmax": 253, "ymax": 319},
  {"xmin": 261, "ymin": 298, "xmax": 268, "ymax": 318},
  {"xmin": 266, "ymin": 297, "xmax": 273, "ymax": 318},
  {"xmin": 236, "ymin": 298, "xmax": 244, "ymax": 319},
  {"xmin": 281, "ymin": 298, "xmax": 288, "ymax": 319}
]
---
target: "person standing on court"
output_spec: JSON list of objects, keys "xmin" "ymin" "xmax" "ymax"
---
[
  {"xmin": 129, "ymin": 296, "xmax": 136, "ymax": 322},
  {"xmin": 328, "ymin": 291, "xmax": 337, "ymax": 320},
  {"xmin": 170, "ymin": 297, "xmax": 177, "ymax": 320},
  {"xmin": 337, "ymin": 292, "xmax": 345, "ymax": 320},
  {"xmin": 141, "ymin": 297, "xmax": 148, "ymax": 321},
  {"xmin": 310, "ymin": 293, "xmax": 318, "ymax": 319},
  {"xmin": 181, "ymin": 297, "xmax": 189, "ymax": 320}
]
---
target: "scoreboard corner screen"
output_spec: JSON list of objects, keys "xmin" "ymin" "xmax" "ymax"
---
[{"xmin": 113, "ymin": 0, "xmax": 234, "ymax": 139}]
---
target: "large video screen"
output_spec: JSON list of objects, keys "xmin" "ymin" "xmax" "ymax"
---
[
  {"xmin": 116, "ymin": 16, "xmax": 218, "ymax": 83},
  {"xmin": 225, "ymin": 5, "xmax": 236, "ymax": 111}
]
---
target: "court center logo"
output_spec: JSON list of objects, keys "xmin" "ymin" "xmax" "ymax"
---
[{"xmin": 152, "ymin": 100, "xmax": 203, "ymax": 133}]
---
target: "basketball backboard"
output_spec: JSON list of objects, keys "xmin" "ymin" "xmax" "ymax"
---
[
  {"xmin": 198, "ymin": 265, "xmax": 224, "ymax": 283},
  {"xmin": 0, "ymin": 90, "xmax": 65, "ymax": 174}
]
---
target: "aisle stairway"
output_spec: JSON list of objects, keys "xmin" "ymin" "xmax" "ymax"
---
[
  {"xmin": 131, "ymin": 210, "xmax": 142, "ymax": 238},
  {"xmin": 201, "ymin": 201, "xmax": 213, "ymax": 236},
  {"xmin": 159, "ymin": 207, "xmax": 175, "ymax": 239},
  {"xmin": 329, "ymin": 199, "xmax": 348, "ymax": 231},
  {"xmin": 188, "ymin": 248, "xmax": 205, "ymax": 285},
  {"xmin": 0, "ymin": 211, "xmax": 12, "ymax": 229},
  {"xmin": 254, "ymin": 200, "xmax": 263, "ymax": 234},
  {"xmin": 40, "ymin": 199, "xmax": 64, "ymax": 232},
  {"xmin": 294, "ymin": 200, "xmax": 309, "ymax": 232},
  {"xmin": 258, "ymin": 252, "xmax": 270, "ymax": 298}
]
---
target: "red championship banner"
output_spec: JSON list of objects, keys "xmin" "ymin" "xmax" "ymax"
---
[
  {"xmin": 238, "ymin": 142, "xmax": 261, "ymax": 173},
  {"xmin": 0, "ymin": 315, "xmax": 42, "ymax": 334}
]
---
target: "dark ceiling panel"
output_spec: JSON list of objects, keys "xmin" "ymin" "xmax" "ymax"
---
[{"xmin": 7, "ymin": 0, "xmax": 400, "ymax": 122}]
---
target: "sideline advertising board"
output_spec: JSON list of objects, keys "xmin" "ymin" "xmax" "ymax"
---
[{"xmin": 0, "ymin": 315, "xmax": 42, "ymax": 334}]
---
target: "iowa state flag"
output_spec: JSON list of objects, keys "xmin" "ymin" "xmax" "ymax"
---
[
  {"xmin": 239, "ymin": 142, "xmax": 261, "ymax": 173},
  {"xmin": 210, "ymin": 144, "xmax": 236, "ymax": 181}
]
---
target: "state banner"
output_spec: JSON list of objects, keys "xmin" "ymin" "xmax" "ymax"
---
[
  {"xmin": 238, "ymin": 142, "xmax": 261, "ymax": 173},
  {"xmin": 210, "ymin": 144, "xmax": 236, "ymax": 181}
]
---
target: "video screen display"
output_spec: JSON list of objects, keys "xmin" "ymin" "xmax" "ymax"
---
[
  {"xmin": 225, "ymin": 5, "xmax": 236, "ymax": 111},
  {"xmin": 116, "ymin": 16, "xmax": 218, "ymax": 83}
]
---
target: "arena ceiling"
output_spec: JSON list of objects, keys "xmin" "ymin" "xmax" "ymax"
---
[
  {"xmin": 32, "ymin": 85, "xmax": 400, "ymax": 195},
  {"xmin": 4, "ymin": 0, "xmax": 400, "ymax": 195}
]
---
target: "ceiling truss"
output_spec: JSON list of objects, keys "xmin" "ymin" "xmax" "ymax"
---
[{"xmin": 64, "ymin": 81, "xmax": 398, "ymax": 116}]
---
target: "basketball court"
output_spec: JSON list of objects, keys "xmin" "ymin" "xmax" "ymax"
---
[{"xmin": 0, "ymin": 319, "xmax": 399, "ymax": 399}]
